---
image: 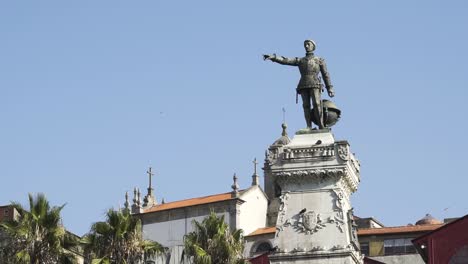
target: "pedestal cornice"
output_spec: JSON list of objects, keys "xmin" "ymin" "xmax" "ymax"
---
[{"xmin": 271, "ymin": 166, "xmax": 358, "ymax": 195}]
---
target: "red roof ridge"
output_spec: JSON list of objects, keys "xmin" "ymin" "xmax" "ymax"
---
[
  {"xmin": 142, "ymin": 190, "xmax": 246, "ymax": 214},
  {"xmin": 358, "ymin": 223, "xmax": 444, "ymax": 235},
  {"xmin": 413, "ymin": 214, "xmax": 468, "ymax": 243},
  {"xmin": 246, "ymin": 226, "xmax": 276, "ymax": 237}
]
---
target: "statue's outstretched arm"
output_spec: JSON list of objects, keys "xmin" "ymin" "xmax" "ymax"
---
[
  {"xmin": 319, "ymin": 58, "xmax": 334, "ymax": 96},
  {"xmin": 264, "ymin": 54, "xmax": 299, "ymax": 66}
]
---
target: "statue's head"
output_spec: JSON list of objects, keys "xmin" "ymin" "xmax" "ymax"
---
[{"xmin": 304, "ymin": 39, "xmax": 316, "ymax": 52}]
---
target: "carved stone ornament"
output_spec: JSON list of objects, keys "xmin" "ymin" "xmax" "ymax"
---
[
  {"xmin": 337, "ymin": 144, "xmax": 349, "ymax": 161},
  {"xmin": 351, "ymin": 156, "xmax": 361, "ymax": 173},
  {"xmin": 348, "ymin": 209, "xmax": 360, "ymax": 251},
  {"xmin": 329, "ymin": 189, "xmax": 346, "ymax": 233},
  {"xmin": 274, "ymin": 168, "xmax": 345, "ymax": 185},
  {"xmin": 295, "ymin": 211, "xmax": 328, "ymax": 235},
  {"xmin": 330, "ymin": 244, "xmax": 347, "ymax": 251},
  {"xmin": 302, "ymin": 211, "xmax": 318, "ymax": 231},
  {"xmin": 282, "ymin": 146, "xmax": 335, "ymax": 160},
  {"xmin": 278, "ymin": 192, "xmax": 289, "ymax": 224}
]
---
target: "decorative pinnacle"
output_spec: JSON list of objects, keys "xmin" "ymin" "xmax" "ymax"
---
[
  {"xmin": 281, "ymin": 123, "xmax": 288, "ymax": 137},
  {"xmin": 231, "ymin": 173, "xmax": 240, "ymax": 196},
  {"xmin": 131, "ymin": 187, "xmax": 143, "ymax": 214},
  {"xmin": 124, "ymin": 191, "xmax": 130, "ymax": 210},
  {"xmin": 137, "ymin": 188, "xmax": 141, "ymax": 206},
  {"xmin": 133, "ymin": 188, "xmax": 137, "ymax": 204},
  {"xmin": 147, "ymin": 167, "xmax": 154, "ymax": 195},
  {"xmin": 253, "ymin": 158, "xmax": 258, "ymax": 175},
  {"xmin": 252, "ymin": 158, "xmax": 260, "ymax": 186}
]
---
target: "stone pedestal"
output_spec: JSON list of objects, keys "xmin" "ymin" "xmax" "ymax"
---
[{"xmin": 264, "ymin": 129, "xmax": 363, "ymax": 264}]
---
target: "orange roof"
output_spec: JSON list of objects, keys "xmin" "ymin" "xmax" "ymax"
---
[
  {"xmin": 358, "ymin": 224, "xmax": 444, "ymax": 236},
  {"xmin": 143, "ymin": 192, "xmax": 240, "ymax": 214},
  {"xmin": 246, "ymin": 226, "xmax": 276, "ymax": 237},
  {"xmin": 245, "ymin": 224, "xmax": 444, "ymax": 237}
]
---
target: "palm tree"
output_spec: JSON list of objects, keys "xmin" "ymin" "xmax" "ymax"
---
[
  {"xmin": 82, "ymin": 209, "xmax": 164, "ymax": 264},
  {"xmin": 183, "ymin": 212, "xmax": 247, "ymax": 264},
  {"xmin": 0, "ymin": 193, "xmax": 78, "ymax": 264}
]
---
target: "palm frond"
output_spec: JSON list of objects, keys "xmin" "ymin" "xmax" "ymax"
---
[{"xmin": 183, "ymin": 211, "xmax": 247, "ymax": 264}]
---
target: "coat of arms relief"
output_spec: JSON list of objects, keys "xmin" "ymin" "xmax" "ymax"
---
[{"xmin": 276, "ymin": 189, "xmax": 347, "ymax": 236}]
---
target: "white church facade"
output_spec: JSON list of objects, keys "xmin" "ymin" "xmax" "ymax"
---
[{"xmin": 131, "ymin": 182, "xmax": 269, "ymax": 263}]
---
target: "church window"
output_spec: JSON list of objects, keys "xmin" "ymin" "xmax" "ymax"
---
[{"xmin": 255, "ymin": 242, "xmax": 272, "ymax": 253}]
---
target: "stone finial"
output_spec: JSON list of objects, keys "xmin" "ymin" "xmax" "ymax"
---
[
  {"xmin": 271, "ymin": 123, "xmax": 291, "ymax": 146},
  {"xmin": 124, "ymin": 191, "xmax": 130, "ymax": 212},
  {"xmin": 231, "ymin": 173, "xmax": 240, "ymax": 198},
  {"xmin": 281, "ymin": 123, "xmax": 288, "ymax": 137},
  {"xmin": 133, "ymin": 188, "xmax": 137, "ymax": 204},
  {"xmin": 131, "ymin": 187, "xmax": 143, "ymax": 214},
  {"xmin": 252, "ymin": 158, "xmax": 260, "ymax": 186},
  {"xmin": 137, "ymin": 188, "xmax": 141, "ymax": 206}
]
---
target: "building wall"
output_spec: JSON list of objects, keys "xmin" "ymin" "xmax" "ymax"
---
[
  {"xmin": 238, "ymin": 186, "xmax": 268, "ymax": 236},
  {"xmin": 359, "ymin": 233, "xmax": 423, "ymax": 258},
  {"xmin": 141, "ymin": 204, "xmax": 234, "ymax": 264},
  {"xmin": 0, "ymin": 205, "xmax": 19, "ymax": 222},
  {"xmin": 142, "ymin": 207, "xmax": 232, "ymax": 247},
  {"xmin": 412, "ymin": 216, "xmax": 468, "ymax": 264},
  {"xmin": 140, "ymin": 189, "xmax": 268, "ymax": 263}
]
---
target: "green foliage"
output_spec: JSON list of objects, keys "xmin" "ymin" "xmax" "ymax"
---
[
  {"xmin": 0, "ymin": 193, "xmax": 78, "ymax": 264},
  {"xmin": 183, "ymin": 212, "xmax": 247, "ymax": 264},
  {"xmin": 82, "ymin": 209, "xmax": 164, "ymax": 264}
]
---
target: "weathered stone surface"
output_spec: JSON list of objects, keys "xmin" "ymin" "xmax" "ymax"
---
[{"xmin": 264, "ymin": 130, "xmax": 363, "ymax": 264}]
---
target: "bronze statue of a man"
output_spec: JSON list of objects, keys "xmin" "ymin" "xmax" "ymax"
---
[{"xmin": 264, "ymin": 40, "xmax": 334, "ymax": 129}]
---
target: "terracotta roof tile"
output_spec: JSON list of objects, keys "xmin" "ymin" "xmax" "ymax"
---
[
  {"xmin": 358, "ymin": 224, "xmax": 443, "ymax": 236},
  {"xmin": 244, "ymin": 223, "xmax": 443, "ymax": 237},
  {"xmin": 143, "ymin": 192, "xmax": 238, "ymax": 214},
  {"xmin": 246, "ymin": 227, "xmax": 276, "ymax": 237}
]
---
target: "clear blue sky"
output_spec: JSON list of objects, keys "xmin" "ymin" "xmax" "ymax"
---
[{"xmin": 1, "ymin": 1, "xmax": 467, "ymax": 236}]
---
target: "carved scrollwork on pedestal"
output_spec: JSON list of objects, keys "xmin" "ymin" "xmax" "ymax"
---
[
  {"xmin": 278, "ymin": 209, "xmax": 338, "ymax": 236},
  {"xmin": 348, "ymin": 208, "xmax": 360, "ymax": 251},
  {"xmin": 330, "ymin": 244, "xmax": 347, "ymax": 251},
  {"xmin": 276, "ymin": 192, "xmax": 290, "ymax": 237},
  {"xmin": 278, "ymin": 192, "xmax": 289, "ymax": 224},
  {"xmin": 337, "ymin": 144, "xmax": 349, "ymax": 161},
  {"xmin": 350, "ymin": 156, "xmax": 361, "ymax": 174},
  {"xmin": 309, "ymin": 245, "xmax": 327, "ymax": 252},
  {"xmin": 331, "ymin": 189, "xmax": 345, "ymax": 233},
  {"xmin": 332, "ymin": 189, "xmax": 345, "ymax": 211},
  {"xmin": 273, "ymin": 168, "xmax": 345, "ymax": 185},
  {"xmin": 282, "ymin": 146, "xmax": 335, "ymax": 161},
  {"xmin": 337, "ymin": 168, "xmax": 358, "ymax": 195}
]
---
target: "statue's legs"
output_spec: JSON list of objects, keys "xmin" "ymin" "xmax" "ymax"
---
[
  {"xmin": 311, "ymin": 88, "xmax": 324, "ymax": 129},
  {"xmin": 300, "ymin": 90, "xmax": 312, "ymax": 128}
]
